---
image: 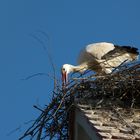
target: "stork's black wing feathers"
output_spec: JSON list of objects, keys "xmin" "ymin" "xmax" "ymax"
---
[
  {"xmin": 116, "ymin": 45, "xmax": 139, "ymax": 55},
  {"xmin": 101, "ymin": 45, "xmax": 139, "ymax": 60}
]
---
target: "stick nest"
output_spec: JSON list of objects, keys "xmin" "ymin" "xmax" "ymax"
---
[{"xmin": 19, "ymin": 61, "xmax": 140, "ymax": 140}]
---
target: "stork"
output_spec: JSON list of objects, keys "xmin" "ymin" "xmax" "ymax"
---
[{"xmin": 61, "ymin": 42, "xmax": 139, "ymax": 84}]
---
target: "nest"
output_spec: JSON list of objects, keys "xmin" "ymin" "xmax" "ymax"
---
[
  {"xmin": 19, "ymin": 61, "xmax": 140, "ymax": 140},
  {"xmin": 74, "ymin": 63, "xmax": 140, "ymax": 108}
]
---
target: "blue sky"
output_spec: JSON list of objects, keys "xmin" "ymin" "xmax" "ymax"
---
[{"xmin": 0, "ymin": 0, "xmax": 140, "ymax": 139}]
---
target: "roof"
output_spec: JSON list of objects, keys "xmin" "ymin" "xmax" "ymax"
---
[
  {"xmin": 73, "ymin": 62, "xmax": 140, "ymax": 140},
  {"xmin": 75, "ymin": 103, "xmax": 140, "ymax": 140}
]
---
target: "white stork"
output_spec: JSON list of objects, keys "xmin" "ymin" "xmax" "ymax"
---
[{"xmin": 61, "ymin": 42, "xmax": 139, "ymax": 84}]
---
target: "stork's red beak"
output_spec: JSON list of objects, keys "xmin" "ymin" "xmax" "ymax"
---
[{"xmin": 61, "ymin": 69, "xmax": 67, "ymax": 85}]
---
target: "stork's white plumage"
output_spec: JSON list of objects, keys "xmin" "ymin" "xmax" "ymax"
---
[{"xmin": 61, "ymin": 42, "xmax": 139, "ymax": 84}]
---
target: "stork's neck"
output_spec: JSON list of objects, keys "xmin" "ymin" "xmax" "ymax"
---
[{"xmin": 69, "ymin": 63, "xmax": 88, "ymax": 73}]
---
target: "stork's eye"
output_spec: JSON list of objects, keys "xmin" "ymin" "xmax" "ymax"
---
[{"xmin": 62, "ymin": 68, "xmax": 65, "ymax": 71}]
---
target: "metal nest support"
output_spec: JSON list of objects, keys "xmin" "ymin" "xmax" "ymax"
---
[{"xmin": 19, "ymin": 61, "xmax": 140, "ymax": 140}]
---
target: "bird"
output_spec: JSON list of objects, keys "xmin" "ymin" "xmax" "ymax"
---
[{"xmin": 61, "ymin": 42, "xmax": 139, "ymax": 84}]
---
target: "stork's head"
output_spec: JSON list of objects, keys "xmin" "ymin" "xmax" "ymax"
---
[{"xmin": 61, "ymin": 64, "xmax": 74, "ymax": 85}]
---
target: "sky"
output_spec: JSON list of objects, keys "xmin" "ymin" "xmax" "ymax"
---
[{"xmin": 0, "ymin": 0, "xmax": 140, "ymax": 139}]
